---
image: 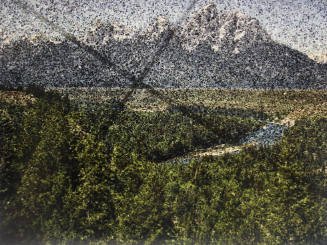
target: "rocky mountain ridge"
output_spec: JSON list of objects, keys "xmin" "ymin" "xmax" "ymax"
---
[
  {"xmin": 1, "ymin": 3, "xmax": 326, "ymax": 89},
  {"xmin": 175, "ymin": 3, "xmax": 271, "ymax": 53}
]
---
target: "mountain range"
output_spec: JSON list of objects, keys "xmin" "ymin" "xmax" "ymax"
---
[{"xmin": 1, "ymin": 3, "xmax": 326, "ymax": 89}]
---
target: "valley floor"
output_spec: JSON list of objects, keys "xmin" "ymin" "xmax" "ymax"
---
[{"xmin": 55, "ymin": 88, "xmax": 327, "ymax": 162}]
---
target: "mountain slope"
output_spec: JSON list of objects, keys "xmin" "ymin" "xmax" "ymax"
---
[{"xmin": 1, "ymin": 3, "xmax": 326, "ymax": 89}]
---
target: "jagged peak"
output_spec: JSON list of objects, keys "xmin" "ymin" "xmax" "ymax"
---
[
  {"xmin": 84, "ymin": 19, "xmax": 136, "ymax": 44},
  {"xmin": 196, "ymin": 2, "xmax": 218, "ymax": 17},
  {"xmin": 182, "ymin": 5, "xmax": 254, "ymax": 30},
  {"xmin": 147, "ymin": 16, "xmax": 171, "ymax": 32},
  {"xmin": 177, "ymin": 5, "xmax": 271, "ymax": 53},
  {"xmin": 222, "ymin": 9, "xmax": 261, "ymax": 28},
  {"xmin": 142, "ymin": 16, "xmax": 173, "ymax": 41},
  {"xmin": 188, "ymin": 2, "xmax": 219, "ymax": 25}
]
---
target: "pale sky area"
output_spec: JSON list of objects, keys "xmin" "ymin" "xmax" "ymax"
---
[{"xmin": 0, "ymin": 0, "xmax": 326, "ymax": 56}]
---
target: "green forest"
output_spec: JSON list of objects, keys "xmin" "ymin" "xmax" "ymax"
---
[{"xmin": 0, "ymin": 85, "xmax": 326, "ymax": 244}]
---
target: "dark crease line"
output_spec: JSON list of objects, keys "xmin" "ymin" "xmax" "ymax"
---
[
  {"xmin": 12, "ymin": 0, "xmax": 136, "ymax": 82},
  {"xmin": 12, "ymin": 0, "xmax": 228, "ymax": 138},
  {"xmin": 121, "ymin": 0, "xmax": 199, "ymax": 102}
]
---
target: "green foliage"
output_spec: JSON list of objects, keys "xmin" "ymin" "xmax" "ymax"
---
[
  {"xmin": 0, "ymin": 101, "xmax": 27, "ymax": 243},
  {"xmin": 1, "ymin": 86, "xmax": 326, "ymax": 244},
  {"xmin": 160, "ymin": 116, "xmax": 327, "ymax": 244},
  {"xmin": 112, "ymin": 150, "xmax": 175, "ymax": 244},
  {"xmin": 105, "ymin": 109, "xmax": 261, "ymax": 162}
]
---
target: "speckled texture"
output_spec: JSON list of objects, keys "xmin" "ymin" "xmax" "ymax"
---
[
  {"xmin": 1, "ymin": 0, "xmax": 327, "ymax": 56},
  {"xmin": 1, "ymin": 2, "xmax": 326, "ymax": 89}
]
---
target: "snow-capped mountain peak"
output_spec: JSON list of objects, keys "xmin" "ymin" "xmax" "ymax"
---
[{"xmin": 176, "ymin": 3, "xmax": 270, "ymax": 53}]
